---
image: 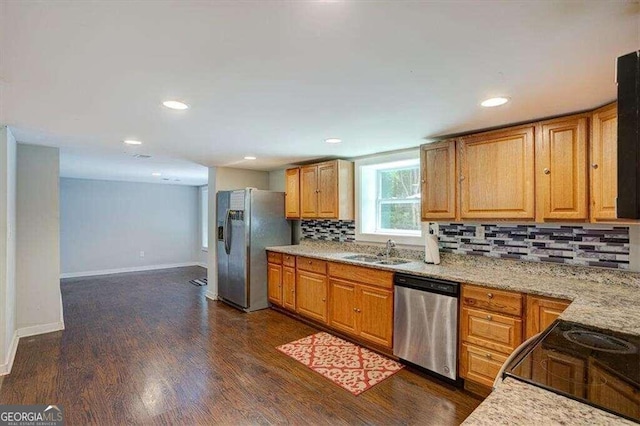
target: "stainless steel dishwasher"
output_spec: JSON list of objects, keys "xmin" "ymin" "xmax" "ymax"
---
[{"xmin": 393, "ymin": 273, "xmax": 459, "ymax": 383}]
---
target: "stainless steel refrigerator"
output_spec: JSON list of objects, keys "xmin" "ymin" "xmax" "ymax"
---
[{"xmin": 216, "ymin": 189, "xmax": 291, "ymax": 312}]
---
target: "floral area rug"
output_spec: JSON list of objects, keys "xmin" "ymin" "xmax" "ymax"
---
[{"xmin": 277, "ymin": 332, "xmax": 404, "ymax": 395}]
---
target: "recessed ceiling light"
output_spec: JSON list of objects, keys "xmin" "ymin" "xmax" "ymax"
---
[
  {"xmin": 244, "ymin": 156, "xmax": 256, "ymax": 160},
  {"xmin": 325, "ymin": 138, "xmax": 342, "ymax": 144},
  {"xmin": 481, "ymin": 97, "xmax": 509, "ymax": 107},
  {"xmin": 152, "ymin": 172, "xmax": 162, "ymax": 177},
  {"xmin": 162, "ymin": 100, "xmax": 189, "ymax": 110},
  {"xmin": 124, "ymin": 139, "xmax": 143, "ymax": 145}
]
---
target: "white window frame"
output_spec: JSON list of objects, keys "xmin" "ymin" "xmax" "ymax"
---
[
  {"xmin": 200, "ymin": 186, "xmax": 208, "ymax": 251},
  {"xmin": 355, "ymin": 149, "xmax": 424, "ymax": 246}
]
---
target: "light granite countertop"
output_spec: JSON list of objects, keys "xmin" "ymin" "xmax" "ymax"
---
[{"xmin": 266, "ymin": 242, "xmax": 640, "ymax": 425}]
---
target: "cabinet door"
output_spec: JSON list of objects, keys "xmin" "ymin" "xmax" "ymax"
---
[
  {"xmin": 317, "ymin": 161, "xmax": 338, "ymax": 218},
  {"xmin": 282, "ymin": 266, "xmax": 296, "ymax": 311},
  {"xmin": 459, "ymin": 126, "xmax": 535, "ymax": 219},
  {"xmin": 296, "ymin": 270, "xmax": 328, "ymax": 323},
  {"xmin": 525, "ymin": 296, "xmax": 570, "ymax": 339},
  {"xmin": 357, "ymin": 285, "xmax": 393, "ymax": 348},
  {"xmin": 328, "ymin": 279, "xmax": 358, "ymax": 336},
  {"xmin": 267, "ymin": 263, "xmax": 282, "ymax": 306},
  {"xmin": 590, "ymin": 103, "xmax": 618, "ymax": 221},
  {"xmin": 300, "ymin": 165, "xmax": 318, "ymax": 218},
  {"xmin": 460, "ymin": 343, "xmax": 507, "ymax": 388},
  {"xmin": 285, "ymin": 168, "xmax": 301, "ymax": 219},
  {"xmin": 537, "ymin": 117, "xmax": 588, "ymax": 221},
  {"xmin": 421, "ymin": 140, "xmax": 457, "ymax": 220}
]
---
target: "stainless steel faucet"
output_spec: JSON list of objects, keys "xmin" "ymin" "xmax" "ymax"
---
[{"xmin": 385, "ymin": 239, "xmax": 396, "ymax": 259}]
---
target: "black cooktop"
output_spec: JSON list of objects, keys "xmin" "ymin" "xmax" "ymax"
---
[{"xmin": 505, "ymin": 320, "xmax": 640, "ymax": 423}]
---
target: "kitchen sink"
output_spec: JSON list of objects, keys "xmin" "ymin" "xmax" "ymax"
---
[
  {"xmin": 343, "ymin": 254, "xmax": 411, "ymax": 266},
  {"xmin": 343, "ymin": 254, "xmax": 380, "ymax": 263},
  {"xmin": 376, "ymin": 259, "xmax": 411, "ymax": 265}
]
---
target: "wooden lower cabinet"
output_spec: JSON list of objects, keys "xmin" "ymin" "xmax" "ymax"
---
[
  {"xmin": 282, "ymin": 266, "xmax": 296, "ymax": 311},
  {"xmin": 328, "ymin": 278, "xmax": 393, "ymax": 348},
  {"xmin": 267, "ymin": 263, "xmax": 282, "ymax": 306},
  {"xmin": 296, "ymin": 270, "xmax": 328, "ymax": 324},
  {"xmin": 461, "ymin": 307, "xmax": 522, "ymax": 354},
  {"xmin": 329, "ymin": 279, "xmax": 358, "ymax": 335},
  {"xmin": 525, "ymin": 295, "xmax": 571, "ymax": 338},
  {"xmin": 358, "ymin": 285, "xmax": 393, "ymax": 348},
  {"xmin": 460, "ymin": 343, "xmax": 507, "ymax": 388}
]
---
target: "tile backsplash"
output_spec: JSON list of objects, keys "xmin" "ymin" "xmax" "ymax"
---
[
  {"xmin": 438, "ymin": 223, "xmax": 630, "ymax": 269},
  {"xmin": 301, "ymin": 220, "xmax": 355, "ymax": 242}
]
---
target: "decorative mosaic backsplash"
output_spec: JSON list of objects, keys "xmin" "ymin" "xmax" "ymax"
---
[
  {"xmin": 301, "ymin": 220, "xmax": 356, "ymax": 242},
  {"xmin": 438, "ymin": 223, "xmax": 630, "ymax": 269}
]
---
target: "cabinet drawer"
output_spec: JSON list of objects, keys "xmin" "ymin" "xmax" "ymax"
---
[
  {"xmin": 327, "ymin": 262, "xmax": 393, "ymax": 289},
  {"xmin": 460, "ymin": 343, "xmax": 508, "ymax": 388},
  {"xmin": 297, "ymin": 256, "xmax": 327, "ymax": 274},
  {"xmin": 461, "ymin": 307, "xmax": 523, "ymax": 354},
  {"xmin": 462, "ymin": 284, "xmax": 522, "ymax": 317},
  {"xmin": 283, "ymin": 254, "xmax": 296, "ymax": 268},
  {"xmin": 267, "ymin": 251, "xmax": 282, "ymax": 264}
]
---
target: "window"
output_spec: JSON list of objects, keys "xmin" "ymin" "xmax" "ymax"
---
[
  {"xmin": 201, "ymin": 186, "xmax": 208, "ymax": 250},
  {"xmin": 356, "ymin": 150, "xmax": 423, "ymax": 245}
]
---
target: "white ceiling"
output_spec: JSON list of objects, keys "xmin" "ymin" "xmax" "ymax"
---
[{"xmin": 0, "ymin": 1, "xmax": 638, "ymax": 185}]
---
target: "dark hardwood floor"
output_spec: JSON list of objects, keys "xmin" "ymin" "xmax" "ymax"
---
[{"xmin": 0, "ymin": 266, "xmax": 481, "ymax": 425}]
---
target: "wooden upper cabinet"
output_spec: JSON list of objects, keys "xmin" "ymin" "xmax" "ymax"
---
[
  {"xmin": 300, "ymin": 165, "xmax": 319, "ymax": 218},
  {"xmin": 536, "ymin": 115, "xmax": 589, "ymax": 221},
  {"xmin": 590, "ymin": 103, "xmax": 618, "ymax": 222},
  {"xmin": 317, "ymin": 161, "xmax": 338, "ymax": 218},
  {"xmin": 298, "ymin": 160, "xmax": 354, "ymax": 220},
  {"xmin": 285, "ymin": 168, "xmax": 301, "ymax": 219},
  {"xmin": 421, "ymin": 140, "xmax": 457, "ymax": 220},
  {"xmin": 525, "ymin": 295, "xmax": 571, "ymax": 339},
  {"xmin": 458, "ymin": 126, "xmax": 535, "ymax": 219}
]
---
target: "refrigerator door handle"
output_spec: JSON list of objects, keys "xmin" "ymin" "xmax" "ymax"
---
[{"xmin": 224, "ymin": 209, "xmax": 232, "ymax": 255}]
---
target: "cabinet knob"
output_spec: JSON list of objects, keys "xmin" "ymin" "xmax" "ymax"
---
[
  {"xmin": 292, "ymin": 289, "xmax": 295, "ymax": 293},
  {"xmin": 356, "ymin": 308, "xmax": 361, "ymax": 313},
  {"xmin": 421, "ymin": 179, "xmax": 426, "ymax": 183},
  {"xmin": 486, "ymin": 315, "xmax": 492, "ymax": 321},
  {"xmin": 485, "ymin": 353, "xmax": 492, "ymax": 359},
  {"xmin": 308, "ymin": 261, "xmax": 312, "ymax": 265},
  {"xmin": 543, "ymin": 168, "xmax": 550, "ymax": 175},
  {"xmin": 487, "ymin": 293, "xmax": 494, "ymax": 299},
  {"xmin": 353, "ymin": 307, "xmax": 357, "ymax": 312},
  {"xmin": 592, "ymin": 163, "xmax": 599, "ymax": 169},
  {"xmin": 322, "ymin": 298, "xmax": 326, "ymax": 302},
  {"xmin": 459, "ymin": 175, "xmax": 465, "ymax": 182}
]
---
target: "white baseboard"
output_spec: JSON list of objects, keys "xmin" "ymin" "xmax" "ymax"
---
[
  {"xmin": 0, "ymin": 332, "xmax": 19, "ymax": 376},
  {"xmin": 60, "ymin": 262, "xmax": 203, "ymax": 279},
  {"xmin": 17, "ymin": 321, "xmax": 65, "ymax": 338},
  {"xmin": 205, "ymin": 291, "xmax": 217, "ymax": 301}
]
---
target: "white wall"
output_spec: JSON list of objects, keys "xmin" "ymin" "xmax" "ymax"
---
[
  {"xmin": 197, "ymin": 185, "xmax": 208, "ymax": 267},
  {"xmin": 0, "ymin": 127, "xmax": 16, "ymax": 375},
  {"xmin": 60, "ymin": 178, "xmax": 201, "ymax": 276},
  {"xmin": 268, "ymin": 169, "xmax": 285, "ymax": 192},
  {"xmin": 16, "ymin": 144, "xmax": 63, "ymax": 333},
  {"xmin": 216, "ymin": 167, "xmax": 269, "ymax": 191},
  {"xmin": 205, "ymin": 167, "xmax": 270, "ymax": 301}
]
